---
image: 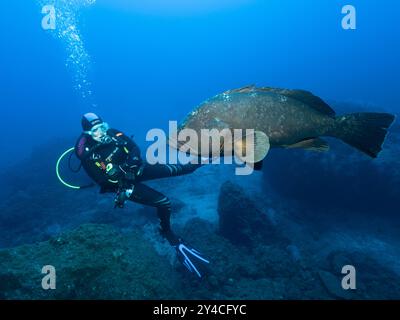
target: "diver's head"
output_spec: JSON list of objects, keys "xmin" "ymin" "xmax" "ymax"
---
[{"xmin": 81, "ymin": 113, "xmax": 110, "ymax": 143}]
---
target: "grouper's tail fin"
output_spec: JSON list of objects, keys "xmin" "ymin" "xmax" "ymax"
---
[{"xmin": 332, "ymin": 112, "xmax": 396, "ymax": 158}]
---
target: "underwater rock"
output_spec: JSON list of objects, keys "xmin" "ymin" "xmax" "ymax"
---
[
  {"xmin": 217, "ymin": 181, "xmax": 286, "ymax": 248},
  {"xmin": 325, "ymin": 250, "xmax": 400, "ymax": 299},
  {"xmin": 179, "ymin": 218, "xmax": 318, "ymax": 299},
  {"xmin": 0, "ymin": 273, "xmax": 23, "ymax": 296},
  {"xmin": 179, "ymin": 219, "xmax": 269, "ymax": 293},
  {"xmin": 318, "ymin": 270, "xmax": 354, "ymax": 300},
  {"xmin": 170, "ymin": 197, "xmax": 187, "ymax": 212},
  {"xmin": 327, "ymin": 251, "xmax": 353, "ymax": 273},
  {"xmin": 0, "ymin": 224, "xmax": 183, "ymax": 300},
  {"xmin": 253, "ymin": 245, "xmax": 298, "ymax": 278},
  {"xmin": 222, "ymin": 278, "xmax": 283, "ymax": 300},
  {"xmin": 286, "ymin": 245, "xmax": 302, "ymax": 262}
]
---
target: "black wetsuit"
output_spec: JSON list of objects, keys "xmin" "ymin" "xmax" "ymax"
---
[{"xmin": 75, "ymin": 128, "xmax": 201, "ymax": 245}]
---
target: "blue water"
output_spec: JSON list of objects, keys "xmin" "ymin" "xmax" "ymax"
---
[
  {"xmin": 0, "ymin": 0, "xmax": 400, "ymax": 299},
  {"xmin": 1, "ymin": 0, "xmax": 399, "ymax": 160}
]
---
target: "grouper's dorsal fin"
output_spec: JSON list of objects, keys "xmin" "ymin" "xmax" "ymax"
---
[
  {"xmin": 258, "ymin": 87, "xmax": 336, "ymax": 117},
  {"xmin": 224, "ymin": 85, "xmax": 256, "ymax": 95}
]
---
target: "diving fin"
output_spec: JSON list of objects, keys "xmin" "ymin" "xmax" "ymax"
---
[
  {"xmin": 233, "ymin": 130, "xmax": 270, "ymax": 163},
  {"xmin": 175, "ymin": 241, "xmax": 210, "ymax": 278}
]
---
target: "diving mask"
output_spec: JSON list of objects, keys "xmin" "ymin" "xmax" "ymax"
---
[{"xmin": 85, "ymin": 122, "xmax": 111, "ymax": 143}]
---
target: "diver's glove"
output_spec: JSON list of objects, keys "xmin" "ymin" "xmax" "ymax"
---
[
  {"xmin": 106, "ymin": 163, "xmax": 123, "ymax": 180},
  {"xmin": 174, "ymin": 240, "xmax": 210, "ymax": 278},
  {"xmin": 119, "ymin": 159, "xmax": 143, "ymax": 182},
  {"xmin": 114, "ymin": 188, "xmax": 134, "ymax": 209}
]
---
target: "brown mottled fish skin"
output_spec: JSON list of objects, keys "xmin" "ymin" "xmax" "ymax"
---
[
  {"xmin": 176, "ymin": 86, "xmax": 396, "ymax": 158},
  {"xmin": 179, "ymin": 88, "xmax": 334, "ymax": 147}
]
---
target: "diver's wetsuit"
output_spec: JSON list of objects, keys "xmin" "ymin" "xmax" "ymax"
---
[{"xmin": 75, "ymin": 128, "xmax": 201, "ymax": 245}]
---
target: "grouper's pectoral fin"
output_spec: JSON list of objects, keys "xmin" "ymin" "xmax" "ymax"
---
[
  {"xmin": 286, "ymin": 138, "xmax": 330, "ymax": 152},
  {"xmin": 233, "ymin": 130, "xmax": 270, "ymax": 163}
]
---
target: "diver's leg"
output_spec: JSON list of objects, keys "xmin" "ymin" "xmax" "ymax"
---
[
  {"xmin": 128, "ymin": 182, "xmax": 180, "ymax": 245},
  {"xmin": 138, "ymin": 162, "xmax": 202, "ymax": 182},
  {"xmin": 127, "ymin": 182, "xmax": 210, "ymax": 278}
]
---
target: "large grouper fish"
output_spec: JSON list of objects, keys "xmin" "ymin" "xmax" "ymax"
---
[{"xmin": 170, "ymin": 85, "xmax": 395, "ymax": 168}]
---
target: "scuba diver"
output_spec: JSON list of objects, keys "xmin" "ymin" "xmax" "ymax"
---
[{"xmin": 75, "ymin": 113, "xmax": 210, "ymax": 278}]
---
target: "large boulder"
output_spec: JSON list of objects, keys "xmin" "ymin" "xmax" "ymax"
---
[
  {"xmin": 178, "ymin": 218, "xmax": 295, "ymax": 299},
  {"xmin": 217, "ymin": 181, "xmax": 286, "ymax": 248},
  {"xmin": 0, "ymin": 224, "xmax": 183, "ymax": 299}
]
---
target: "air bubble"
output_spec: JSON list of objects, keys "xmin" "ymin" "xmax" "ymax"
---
[{"xmin": 37, "ymin": 0, "xmax": 97, "ymax": 104}]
